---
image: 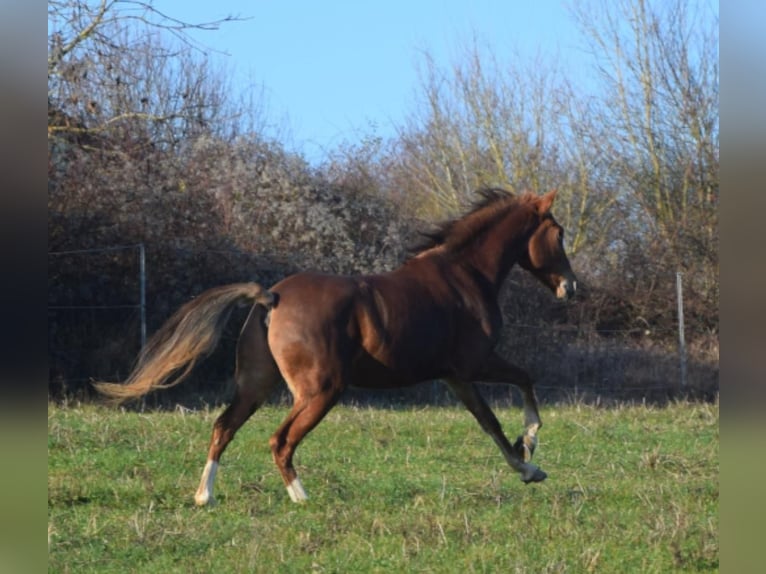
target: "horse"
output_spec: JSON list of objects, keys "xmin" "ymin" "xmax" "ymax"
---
[{"xmin": 95, "ymin": 188, "xmax": 577, "ymax": 506}]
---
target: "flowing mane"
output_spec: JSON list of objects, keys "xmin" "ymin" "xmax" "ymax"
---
[{"xmin": 409, "ymin": 188, "xmax": 536, "ymax": 257}]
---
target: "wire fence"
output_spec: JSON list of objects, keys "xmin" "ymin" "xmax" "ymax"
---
[
  {"xmin": 48, "ymin": 245, "xmax": 719, "ymax": 407},
  {"xmin": 49, "ymin": 243, "xmax": 146, "ymax": 346}
]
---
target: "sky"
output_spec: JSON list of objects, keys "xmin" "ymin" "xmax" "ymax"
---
[{"xmin": 151, "ymin": 1, "xmax": 587, "ymax": 163}]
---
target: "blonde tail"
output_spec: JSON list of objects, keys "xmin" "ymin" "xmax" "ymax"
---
[{"xmin": 93, "ymin": 283, "xmax": 274, "ymax": 403}]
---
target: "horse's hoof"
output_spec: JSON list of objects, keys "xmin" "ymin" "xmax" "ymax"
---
[
  {"xmin": 194, "ymin": 491, "xmax": 217, "ymax": 507},
  {"xmin": 194, "ymin": 495, "xmax": 217, "ymax": 507},
  {"xmin": 520, "ymin": 465, "xmax": 547, "ymax": 484}
]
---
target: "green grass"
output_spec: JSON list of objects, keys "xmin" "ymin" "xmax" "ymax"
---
[{"xmin": 48, "ymin": 400, "xmax": 718, "ymax": 573}]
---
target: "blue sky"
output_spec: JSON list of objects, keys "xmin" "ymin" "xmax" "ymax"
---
[{"xmin": 152, "ymin": 1, "xmax": 587, "ymax": 162}]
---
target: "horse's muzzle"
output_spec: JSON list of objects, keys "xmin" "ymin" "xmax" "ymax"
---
[{"xmin": 556, "ymin": 278, "xmax": 577, "ymax": 301}]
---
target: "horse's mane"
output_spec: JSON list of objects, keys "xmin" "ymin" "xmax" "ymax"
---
[{"xmin": 409, "ymin": 188, "xmax": 535, "ymax": 256}]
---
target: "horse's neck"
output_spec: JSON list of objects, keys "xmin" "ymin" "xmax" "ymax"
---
[
  {"xmin": 459, "ymin": 232, "xmax": 525, "ymax": 295},
  {"xmin": 404, "ymin": 204, "xmax": 532, "ymax": 295},
  {"xmin": 404, "ymin": 239, "xmax": 520, "ymax": 302},
  {"xmin": 460, "ymin": 205, "xmax": 533, "ymax": 293}
]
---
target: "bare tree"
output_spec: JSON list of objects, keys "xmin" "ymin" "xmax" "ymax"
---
[
  {"xmin": 47, "ymin": 0, "xmax": 278, "ymax": 250},
  {"xmin": 389, "ymin": 42, "xmax": 611, "ymax": 256},
  {"xmin": 569, "ymin": 0, "xmax": 719, "ymax": 335},
  {"xmin": 570, "ymin": 0, "xmax": 718, "ymax": 251},
  {"xmin": 48, "ymin": 0, "xmax": 250, "ymax": 150}
]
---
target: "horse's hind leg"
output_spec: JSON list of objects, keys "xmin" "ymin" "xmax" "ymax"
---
[
  {"xmin": 268, "ymin": 379, "xmax": 342, "ymax": 502},
  {"xmin": 194, "ymin": 387, "xmax": 266, "ymax": 506},
  {"xmin": 195, "ymin": 304, "xmax": 280, "ymax": 506}
]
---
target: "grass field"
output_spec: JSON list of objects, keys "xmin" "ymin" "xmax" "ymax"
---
[{"xmin": 48, "ymin": 400, "xmax": 718, "ymax": 573}]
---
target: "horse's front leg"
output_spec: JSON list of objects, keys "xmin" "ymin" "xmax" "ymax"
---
[
  {"xmin": 447, "ymin": 380, "xmax": 547, "ymax": 484},
  {"xmin": 478, "ymin": 353, "xmax": 542, "ymax": 463}
]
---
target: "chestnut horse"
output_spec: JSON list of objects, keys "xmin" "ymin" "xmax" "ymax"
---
[{"xmin": 95, "ymin": 189, "xmax": 576, "ymax": 506}]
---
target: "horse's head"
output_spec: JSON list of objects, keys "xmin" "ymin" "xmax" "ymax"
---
[{"xmin": 518, "ymin": 190, "xmax": 577, "ymax": 301}]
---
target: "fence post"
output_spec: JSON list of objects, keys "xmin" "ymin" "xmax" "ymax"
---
[
  {"xmin": 139, "ymin": 243, "xmax": 146, "ymax": 349},
  {"xmin": 676, "ymin": 271, "xmax": 687, "ymax": 388}
]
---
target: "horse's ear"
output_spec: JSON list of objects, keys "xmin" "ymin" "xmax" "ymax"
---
[{"xmin": 536, "ymin": 189, "xmax": 557, "ymax": 215}]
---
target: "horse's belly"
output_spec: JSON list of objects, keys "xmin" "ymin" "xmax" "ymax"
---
[{"xmin": 350, "ymin": 347, "xmax": 449, "ymax": 389}]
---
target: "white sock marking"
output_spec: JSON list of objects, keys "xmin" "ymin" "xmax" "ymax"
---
[
  {"xmin": 286, "ymin": 477, "xmax": 308, "ymax": 502},
  {"xmin": 194, "ymin": 460, "xmax": 218, "ymax": 506}
]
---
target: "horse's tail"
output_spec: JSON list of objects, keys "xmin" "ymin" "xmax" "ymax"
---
[{"xmin": 93, "ymin": 283, "xmax": 275, "ymax": 404}]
